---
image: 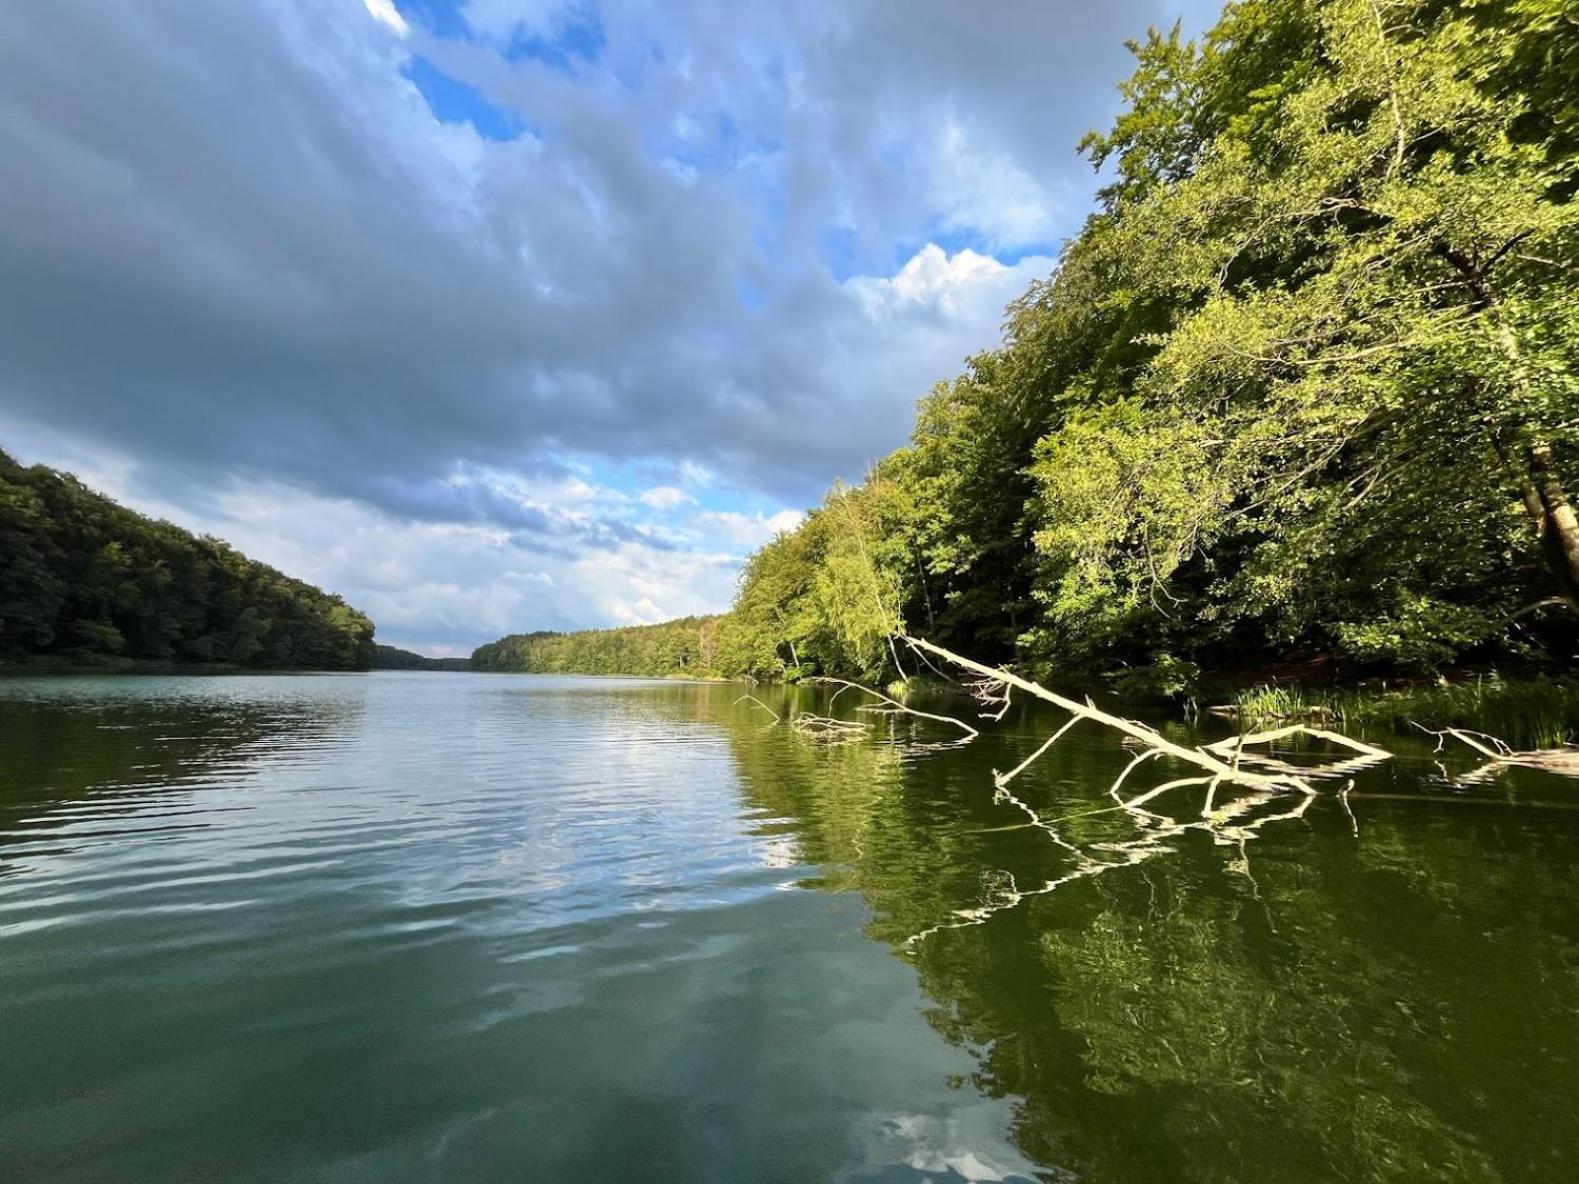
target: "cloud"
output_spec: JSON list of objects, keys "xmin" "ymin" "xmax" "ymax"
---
[
  {"xmin": 462, "ymin": 0, "xmax": 575, "ymax": 44},
  {"xmin": 928, "ymin": 121, "xmax": 1067, "ymax": 250},
  {"xmin": 679, "ymin": 461, "xmax": 714, "ymax": 488},
  {"xmin": 362, "ymin": 0, "xmax": 410, "ymax": 37},
  {"xmin": 639, "ymin": 485, "xmax": 696, "ymax": 511},
  {"xmin": 0, "ymin": 0, "xmax": 1219, "ymax": 501},
  {"xmin": 0, "ymin": 0, "xmax": 1224, "ymax": 646},
  {"xmin": 692, "ymin": 508, "xmax": 805, "ymax": 548},
  {"xmin": 848, "ymin": 245, "xmax": 1018, "ymax": 314}
]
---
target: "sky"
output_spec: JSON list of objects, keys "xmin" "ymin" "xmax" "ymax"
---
[{"xmin": 0, "ymin": 0, "xmax": 1219, "ymax": 656}]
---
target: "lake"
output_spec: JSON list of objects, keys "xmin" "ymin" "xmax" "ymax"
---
[{"xmin": 1, "ymin": 672, "xmax": 1576, "ymax": 1183}]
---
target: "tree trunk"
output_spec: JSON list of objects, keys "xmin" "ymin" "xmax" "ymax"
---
[
  {"xmin": 1522, "ymin": 441, "xmax": 1579, "ymax": 611},
  {"xmin": 1434, "ymin": 242, "xmax": 1579, "ymax": 613}
]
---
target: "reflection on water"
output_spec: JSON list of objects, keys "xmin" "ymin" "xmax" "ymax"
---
[
  {"xmin": 713, "ymin": 684, "xmax": 1579, "ymax": 1184},
  {"xmin": 1, "ymin": 673, "xmax": 1576, "ymax": 1183}
]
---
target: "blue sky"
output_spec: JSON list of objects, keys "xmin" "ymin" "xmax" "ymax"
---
[{"xmin": 0, "ymin": 0, "xmax": 1219, "ymax": 655}]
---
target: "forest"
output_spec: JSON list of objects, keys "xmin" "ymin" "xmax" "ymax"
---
[
  {"xmin": 477, "ymin": 0, "xmax": 1579, "ymax": 694},
  {"xmin": 373, "ymin": 645, "xmax": 472, "ymax": 671},
  {"xmin": 471, "ymin": 618, "xmax": 724, "ymax": 677},
  {"xmin": 0, "ymin": 448, "xmax": 376, "ymax": 670}
]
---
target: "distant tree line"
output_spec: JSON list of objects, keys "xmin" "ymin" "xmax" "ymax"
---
[
  {"xmin": 373, "ymin": 644, "xmax": 472, "ymax": 671},
  {"xmin": 476, "ymin": 0, "xmax": 1579, "ymax": 693},
  {"xmin": 0, "ymin": 448, "xmax": 375, "ymax": 670},
  {"xmin": 471, "ymin": 618, "xmax": 723, "ymax": 677}
]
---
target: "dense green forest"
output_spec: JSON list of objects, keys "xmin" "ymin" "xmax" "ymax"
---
[
  {"xmin": 472, "ymin": 618, "xmax": 723, "ymax": 677},
  {"xmin": 373, "ymin": 645, "xmax": 472, "ymax": 671},
  {"xmin": 0, "ymin": 449, "xmax": 375, "ymax": 670},
  {"xmin": 478, "ymin": 0, "xmax": 1579, "ymax": 692}
]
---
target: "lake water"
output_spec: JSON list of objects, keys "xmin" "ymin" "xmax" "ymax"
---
[{"xmin": 1, "ymin": 672, "xmax": 1577, "ymax": 1183}]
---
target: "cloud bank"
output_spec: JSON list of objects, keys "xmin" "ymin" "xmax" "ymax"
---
[{"xmin": 0, "ymin": 0, "xmax": 1219, "ymax": 652}]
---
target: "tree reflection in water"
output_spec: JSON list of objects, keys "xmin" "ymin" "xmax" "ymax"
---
[{"xmin": 709, "ymin": 684, "xmax": 1579, "ymax": 1184}]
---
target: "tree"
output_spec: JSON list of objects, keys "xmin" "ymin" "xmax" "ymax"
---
[
  {"xmin": 0, "ymin": 448, "xmax": 376, "ymax": 669},
  {"xmin": 470, "ymin": 0, "xmax": 1579, "ymax": 686}
]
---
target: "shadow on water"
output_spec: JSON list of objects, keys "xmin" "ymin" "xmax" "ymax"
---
[{"xmin": 705, "ymin": 681, "xmax": 1579, "ymax": 1184}]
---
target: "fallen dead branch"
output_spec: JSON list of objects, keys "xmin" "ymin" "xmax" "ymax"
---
[
  {"xmin": 733, "ymin": 694, "xmax": 781, "ymax": 724},
  {"xmin": 790, "ymin": 713, "xmax": 869, "ymax": 743},
  {"xmin": 814, "ymin": 678, "xmax": 979, "ymax": 739},
  {"xmin": 1205, "ymin": 724, "xmax": 1392, "ymax": 781},
  {"xmin": 900, "ymin": 635, "xmax": 1328, "ymax": 797},
  {"xmin": 1207, "ymin": 724, "xmax": 1391, "ymax": 760},
  {"xmin": 769, "ymin": 633, "xmax": 1392, "ymax": 947},
  {"xmin": 1413, "ymin": 722, "xmax": 1579, "ymax": 776},
  {"xmin": 967, "ymin": 675, "xmax": 1014, "ymax": 721},
  {"xmin": 885, "ymin": 634, "xmax": 1409, "ymax": 948}
]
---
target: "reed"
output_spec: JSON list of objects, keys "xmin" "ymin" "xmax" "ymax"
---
[{"xmin": 1233, "ymin": 676, "xmax": 1579, "ymax": 750}]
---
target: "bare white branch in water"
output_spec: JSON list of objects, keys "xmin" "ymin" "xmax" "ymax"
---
[
  {"xmin": 1412, "ymin": 722, "xmax": 1579, "ymax": 777},
  {"xmin": 814, "ymin": 678, "xmax": 980, "ymax": 739},
  {"xmin": 888, "ymin": 634, "xmax": 1398, "ymax": 950},
  {"xmin": 734, "ymin": 695, "xmax": 781, "ymax": 724},
  {"xmin": 901, "ymin": 635, "xmax": 1321, "ymax": 796}
]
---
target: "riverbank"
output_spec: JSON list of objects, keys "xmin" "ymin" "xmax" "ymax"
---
[
  {"xmin": 0, "ymin": 654, "xmax": 371, "ymax": 676},
  {"xmin": 1226, "ymin": 675, "xmax": 1579, "ymax": 751},
  {"xmin": 813, "ymin": 662, "xmax": 1579, "ymax": 752}
]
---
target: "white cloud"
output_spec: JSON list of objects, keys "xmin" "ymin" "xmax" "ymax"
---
[
  {"xmin": 693, "ymin": 508, "xmax": 805, "ymax": 548},
  {"xmin": 504, "ymin": 569, "xmax": 556, "ymax": 586},
  {"xmin": 608, "ymin": 596, "xmax": 666, "ymax": 625},
  {"xmin": 928, "ymin": 119, "xmax": 1062, "ymax": 249},
  {"xmin": 463, "ymin": 0, "xmax": 571, "ymax": 43},
  {"xmin": 361, "ymin": 0, "xmax": 409, "ymax": 37},
  {"xmin": 848, "ymin": 244, "xmax": 1009, "ymax": 314},
  {"xmin": 570, "ymin": 543, "xmax": 738, "ymax": 627},
  {"xmin": 639, "ymin": 485, "xmax": 697, "ymax": 511},
  {"xmin": 0, "ymin": 0, "xmax": 1222, "ymax": 649},
  {"xmin": 679, "ymin": 461, "xmax": 715, "ymax": 488}
]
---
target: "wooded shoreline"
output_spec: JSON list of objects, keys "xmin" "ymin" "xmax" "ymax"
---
[{"xmin": 473, "ymin": 0, "xmax": 1579, "ymax": 704}]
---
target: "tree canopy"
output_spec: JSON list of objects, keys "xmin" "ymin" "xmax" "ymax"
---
[
  {"xmin": 471, "ymin": 617, "xmax": 724, "ymax": 677},
  {"xmin": 0, "ymin": 449, "xmax": 375, "ymax": 670},
  {"xmin": 475, "ymin": 0, "xmax": 1579, "ymax": 691},
  {"xmin": 372, "ymin": 645, "xmax": 472, "ymax": 671},
  {"xmin": 720, "ymin": 0, "xmax": 1579, "ymax": 689}
]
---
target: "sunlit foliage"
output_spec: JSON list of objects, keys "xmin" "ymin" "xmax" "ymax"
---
[
  {"xmin": 720, "ymin": 0, "xmax": 1579, "ymax": 687},
  {"xmin": 471, "ymin": 617, "xmax": 724, "ymax": 677},
  {"xmin": 471, "ymin": 1, "xmax": 1579, "ymax": 688}
]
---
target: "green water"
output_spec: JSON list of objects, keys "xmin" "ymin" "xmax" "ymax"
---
[{"xmin": 1, "ymin": 673, "xmax": 1576, "ymax": 1183}]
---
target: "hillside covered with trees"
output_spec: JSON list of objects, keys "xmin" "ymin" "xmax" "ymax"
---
[
  {"xmin": 476, "ymin": 0, "xmax": 1579, "ymax": 692},
  {"xmin": 0, "ymin": 449, "xmax": 375, "ymax": 670},
  {"xmin": 472, "ymin": 618, "xmax": 723, "ymax": 677},
  {"xmin": 373, "ymin": 645, "xmax": 472, "ymax": 671}
]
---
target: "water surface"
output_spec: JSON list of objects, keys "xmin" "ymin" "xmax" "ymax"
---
[{"xmin": 1, "ymin": 672, "xmax": 1576, "ymax": 1182}]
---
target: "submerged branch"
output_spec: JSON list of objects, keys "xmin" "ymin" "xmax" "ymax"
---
[
  {"xmin": 773, "ymin": 634, "xmax": 1398, "ymax": 948},
  {"xmin": 1208, "ymin": 724, "xmax": 1390, "ymax": 759},
  {"xmin": 791, "ymin": 713, "xmax": 869, "ymax": 743},
  {"xmin": 1204, "ymin": 724, "xmax": 1393, "ymax": 779},
  {"xmin": 900, "ymin": 635, "xmax": 1326, "ymax": 796},
  {"xmin": 1412, "ymin": 722, "xmax": 1579, "ymax": 776},
  {"xmin": 733, "ymin": 695, "xmax": 782, "ymax": 724},
  {"xmin": 814, "ymin": 678, "xmax": 980, "ymax": 739},
  {"xmin": 887, "ymin": 634, "xmax": 1404, "ymax": 948}
]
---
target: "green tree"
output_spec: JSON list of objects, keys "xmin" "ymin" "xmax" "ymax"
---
[{"xmin": 0, "ymin": 448, "xmax": 376, "ymax": 670}]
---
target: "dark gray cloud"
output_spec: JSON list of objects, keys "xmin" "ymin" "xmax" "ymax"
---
[
  {"xmin": 0, "ymin": 0, "xmax": 1224, "ymax": 650},
  {"xmin": 0, "ymin": 0, "xmax": 1218, "ymax": 515}
]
